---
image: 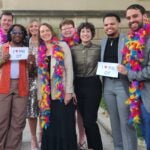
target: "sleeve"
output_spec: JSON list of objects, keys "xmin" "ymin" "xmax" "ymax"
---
[
  {"xmin": 61, "ymin": 42, "xmax": 74, "ymax": 93},
  {"xmin": 37, "ymin": 73, "xmax": 42, "ymax": 100}
]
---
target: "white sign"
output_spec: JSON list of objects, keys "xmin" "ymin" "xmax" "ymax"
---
[
  {"xmin": 96, "ymin": 62, "xmax": 118, "ymax": 78},
  {"xmin": 9, "ymin": 47, "xmax": 29, "ymax": 60}
]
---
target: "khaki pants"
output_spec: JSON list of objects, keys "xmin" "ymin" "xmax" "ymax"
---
[{"xmin": 0, "ymin": 79, "xmax": 27, "ymax": 150}]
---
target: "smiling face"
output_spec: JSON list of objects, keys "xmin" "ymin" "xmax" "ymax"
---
[
  {"xmin": 126, "ymin": 9, "xmax": 145, "ymax": 31},
  {"xmin": 10, "ymin": 26, "xmax": 24, "ymax": 45},
  {"xmin": 61, "ymin": 24, "xmax": 76, "ymax": 38},
  {"xmin": 39, "ymin": 25, "xmax": 53, "ymax": 42},
  {"xmin": 28, "ymin": 21, "xmax": 39, "ymax": 36},
  {"xmin": 80, "ymin": 27, "xmax": 92, "ymax": 45},
  {"xmin": 103, "ymin": 16, "xmax": 120, "ymax": 38},
  {"xmin": 0, "ymin": 15, "xmax": 13, "ymax": 34}
]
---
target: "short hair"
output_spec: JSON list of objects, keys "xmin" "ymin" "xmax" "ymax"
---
[
  {"xmin": 0, "ymin": 11, "xmax": 14, "ymax": 20},
  {"xmin": 103, "ymin": 13, "xmax": 121, "ymax": 23},
  {"xmin": 77, "ymin": 22, "xmax": 95, "ymax": 41},
  {"xmin": 59, "ymin": 19, "xmax": 75, "ymax": 29},
  {"xmin": 7, "ymin": 24, "xmax": 28, "ymax": 46},
  {"xmin": 126, "ymin": 4, "xmax": 146, "ymax": 15}
]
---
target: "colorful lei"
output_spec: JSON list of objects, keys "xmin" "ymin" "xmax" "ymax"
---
[
  {"xmin": 61, "ymin": 31, "xmax": 79, "ymax": 48},
  {"xmin": 38, "ymin": 37, "xmax": 64, "ymax": 129},
  {"xmin": 0, "ymin": 27, "xmax": 7, "ymax": 44},
  {"xmin": 122, "ymin": 21, "xmax": 150, "ymax": 124}
]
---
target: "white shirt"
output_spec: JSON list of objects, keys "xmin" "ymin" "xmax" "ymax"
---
[{"xmin": 10, "ymin": 60, "xmax": 19, "ymax": 79}]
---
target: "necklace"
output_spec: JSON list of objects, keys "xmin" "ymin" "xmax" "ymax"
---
[
  {"xmin": 0, "ymin": 27, "xmax": 7, "ymax": 44},
  {"xmin": 38, "ymin": 37, "xmax": 65, "ymax": 129},
  {"xmin": 122, "ymin": 21, "xmax": 150, "ymax": 124},
  {"xmin": 110, "ymin": 40, "xmax": 114, "ymax": 46},
  {"xmin": 61, "ymin": 31, "xmax": 79, "ymax": 48}
]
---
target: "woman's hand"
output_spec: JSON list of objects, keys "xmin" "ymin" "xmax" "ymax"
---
[
  {"xmin": 64, "ymin": 93, "xmax": 73, "ymax": 105},
  {"xmin": 2, "ymin": 53, "xmax": 10, "ymax": 63},
  {"xmin": 0, "ymin": 53, "xmax": 10, "ymax": 67},
  {"xmin": 27, "ymin": 54, "xmax": 36, "ymax": 64},
  {"xmin": 72, "ymin": 93, "xmax": 77, "ymax": 105},
  {"xmin": 27, "ymin": 54, "xmax": 36, "ymax": 68}
]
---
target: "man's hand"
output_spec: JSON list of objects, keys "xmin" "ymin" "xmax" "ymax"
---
[{"xmin": 117, "ymin": 64, "xmax": 128, "ymax": 75}]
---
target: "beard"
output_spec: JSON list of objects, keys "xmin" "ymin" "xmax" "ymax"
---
[
  {"xmin": 106, "ymin": 32, "xmax": 117, "ymax": 37},
  {"xmin": 129, "ymin": 21, "xmax": 143, "ymax": 31}
]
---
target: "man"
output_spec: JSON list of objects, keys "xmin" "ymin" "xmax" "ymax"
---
[
  {"xmin": 0, "ymin": 12, "xmax": 13, "ymax": 83},
  {"xmin": 0, "ymin": 11, "xmax": 13, "ymax": 44},
  {"xmin": 100, "ymin": 13, "xmax": 137, "ymax": 150},
  {"xmin": 118, "ymin": 4, "xmax": 150, "ymax": 150}
]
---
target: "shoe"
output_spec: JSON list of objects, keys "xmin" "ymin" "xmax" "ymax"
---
[{"xmin": 31, "ymin": 136, "xmax": 39, "ymax": 150}]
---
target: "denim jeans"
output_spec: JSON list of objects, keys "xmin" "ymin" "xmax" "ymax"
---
[{"xmin": 140, "ymin": 104, "xmax": 150, "ymax": 150}]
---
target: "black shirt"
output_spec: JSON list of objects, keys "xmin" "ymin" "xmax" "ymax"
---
[{"xmin": 104, "ymin": 37, "xmax": 119, "ymax": 63}]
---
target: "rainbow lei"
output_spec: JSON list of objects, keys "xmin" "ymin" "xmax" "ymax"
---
[
  {"xmin": 38, "ymin": 37, "xmax": 64, "ymax": 129},
  {"xmin": 61, "ymin": 31, "xmax": 79, "ymax": 48},
  {"xmin": 0, "ymin": 27, "xmax": 7, "ymax": 44},
  {"xmin": 122, "ymin": 21, "xmax": 150, "ymax": 124}
]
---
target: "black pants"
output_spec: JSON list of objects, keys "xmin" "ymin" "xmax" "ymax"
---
[{"xmin": 74, "ymin": 76, "xmax": 103, "ymax": 150}]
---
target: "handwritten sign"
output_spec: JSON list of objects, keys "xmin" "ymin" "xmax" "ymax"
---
[
  {"xmin": 96, "ymin": 62, "xmax": 118, "ymax": 78},
  {"xmin": 9, "ymin": 47, "xmax": 29, "ymax": 60}
]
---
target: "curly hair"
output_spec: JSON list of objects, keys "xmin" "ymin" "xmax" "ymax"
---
[
  {"xmin": 77, "ymin": 22, "xmax": 95, "ymax": 43},
  {"xmin": 7, "ymin": 24, "xmax": 29, "ymax": 46}
]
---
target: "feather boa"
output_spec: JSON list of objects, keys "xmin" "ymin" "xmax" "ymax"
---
[
  {"xmin": 61, "ymin": 31, "xmax": 79, "ymax": 48},
  {"xmin": 38, "ymin": 37, "xmax": 64, "ymax": 129},
  {"xmin": 122, "ymin": 21, "xmax": 150, "ymax": 124},
  {"xmin": 0, "ymin": 27, "xmax": 7, "ymax": 44}
]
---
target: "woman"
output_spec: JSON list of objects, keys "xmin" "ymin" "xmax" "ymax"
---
[
  {"xmin": 59, "ymin": 19, "xmax": 86, "ymax": 149},
  {"xmin": 0, "ymin": 24, "xmax": 32, "ymax": 150},
  {"xmin": 26, "ymin": 19, "xmax": 41, "ymax": 150},
  {"xmin": 38, "ymin": 23, "xmax": 77, "ymax": 150},
  {"xmin": 71, "ymin": 22, "xmax": 103, "ymax": 150}
]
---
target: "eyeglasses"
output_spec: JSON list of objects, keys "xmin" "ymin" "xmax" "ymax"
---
[
  {"xmin": 10, "ymin": 31, "xmax": 23, "ymax": 35},
  {"xmin": 61, "ymin": 26, "xmax": 74, "ymax": 31}
]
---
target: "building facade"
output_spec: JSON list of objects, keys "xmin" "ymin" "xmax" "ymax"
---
[{"xmin": 0, "ymin": 0, "xmax": 150, "ymax": 41}]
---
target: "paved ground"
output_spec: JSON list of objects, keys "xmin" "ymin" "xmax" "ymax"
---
[
  {"xmin": 21, "ymin": 122, "xmax": 114, "ymax": 150},
  {"xmin": 98, "ymin": 108, "xmax": 146, "ymax": 150},
  {"xmin": 21, "ymin": 107, "xmax": 146, "ymax": 150}
]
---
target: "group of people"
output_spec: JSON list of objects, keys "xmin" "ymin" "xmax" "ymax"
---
[{"xmin": 0, "ymin": 3, "xmax": 149, "ymax": 150}]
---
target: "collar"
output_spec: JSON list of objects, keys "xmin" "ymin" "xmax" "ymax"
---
[{"xmin": 80, "ymin": 42, "xmax": 92, "ymax": 48}]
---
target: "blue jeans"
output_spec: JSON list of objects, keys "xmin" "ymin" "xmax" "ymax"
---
[{"xmin": 140, "ymin": 104, "xmax": 150, "ymax": 150}]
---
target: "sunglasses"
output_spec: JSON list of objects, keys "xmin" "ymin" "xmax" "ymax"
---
[{"xmin": 10, "ymin": 31, "xmax": 24, "ymax": 35}]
